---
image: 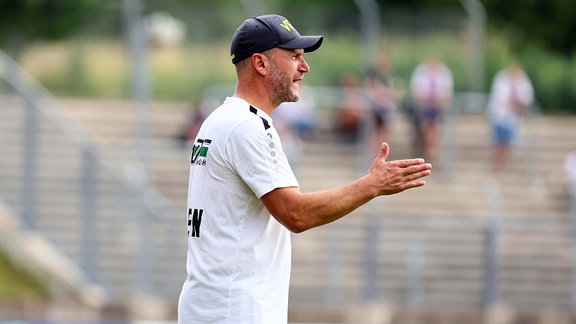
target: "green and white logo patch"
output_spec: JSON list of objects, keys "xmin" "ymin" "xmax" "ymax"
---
[{"xmin": 191, "ymin": 138, "xmax": 211, "ymax": 165}]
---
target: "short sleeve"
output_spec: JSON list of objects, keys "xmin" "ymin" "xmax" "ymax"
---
[{"xmin": 226, "ymin": 119, "xmax": 299, "ymax": 198}]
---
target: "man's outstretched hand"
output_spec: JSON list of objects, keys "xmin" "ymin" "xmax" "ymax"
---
[{"xmin": 368, "ymin": 142, "xmax": 432, "ymax": 196}]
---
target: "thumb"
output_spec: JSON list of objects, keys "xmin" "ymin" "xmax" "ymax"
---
[{"xmin": 376, "ymin": 142, "xmax": 390, "ymax": 162}]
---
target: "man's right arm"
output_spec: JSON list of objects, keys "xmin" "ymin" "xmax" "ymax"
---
[{"xmin": 261, "ymin": 142, "xmax": 432, "ymax": 233}]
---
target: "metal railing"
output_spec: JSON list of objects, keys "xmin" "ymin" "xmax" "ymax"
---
[{"xmin": 0, "ymin": 49, "xmax": 185, "ymax": 305}]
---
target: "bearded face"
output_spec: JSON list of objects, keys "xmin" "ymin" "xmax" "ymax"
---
[{"xmin": 268, "ymin": 57, "xmax": 300, "ymax": 104}]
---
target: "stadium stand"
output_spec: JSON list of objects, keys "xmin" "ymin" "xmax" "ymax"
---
[{"xmin": 1, "ymin": 50, "xmax": 575, "ymax": 322}]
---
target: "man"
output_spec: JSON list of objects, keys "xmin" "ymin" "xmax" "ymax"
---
[
  {"xmin": 178, "ymin": 14, "xmax": 432, "ymax": 324},
  {"xmin": 409, "ymin": 55, "xmax": 453, "ymax": 162},
  {"xmin": 486, "ymin": 62, "xmax": 534, "ymax": 171}
]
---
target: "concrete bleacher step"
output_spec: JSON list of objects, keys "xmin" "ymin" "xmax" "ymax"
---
[{"xmin": 290, "ymin": 209, "xmax": 488, "ymax": 295}]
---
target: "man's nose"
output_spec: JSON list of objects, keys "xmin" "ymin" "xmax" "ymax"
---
[{"xmin": 299, "ymin": 57, "xmax": 310, "ymax": 73}]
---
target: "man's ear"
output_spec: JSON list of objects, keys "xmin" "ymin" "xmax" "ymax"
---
[{"xmin": 252, "ymin": 53, "xmax": 268, "ymax": 76}]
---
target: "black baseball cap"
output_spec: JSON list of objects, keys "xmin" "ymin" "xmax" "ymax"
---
[{"xmin": 230, "ymin": 14, "xmax": 323, "ymax": 64}]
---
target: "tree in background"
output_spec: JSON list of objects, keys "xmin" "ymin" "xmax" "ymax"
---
[
  {"xmin": 0, "ymin": 0, "xmax": 109, "ymax": 58},
  {"xmin": 1, "ymin": 0, "xmax": 574, "ymax": 57},
  {"xmin": 0, "ymin": 0, "xmax": 573, "ymax": 111},
  {"xmin": 285, "ymin": 0, "xmax": 576, "ymax": 57},
  {"xmin": 481, "ymin": 0, "xmax": 576, "ymax": 56}
]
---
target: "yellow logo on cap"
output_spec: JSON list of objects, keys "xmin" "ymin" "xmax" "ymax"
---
[{"xmin": 280, "ymin": 19, "xmax": 295, "ymax": 32}]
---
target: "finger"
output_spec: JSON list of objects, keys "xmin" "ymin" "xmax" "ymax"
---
[
  {"xmin": 395, "ymin": 158, "xmax": 429, "ymax": 169},
  {"xmin": 406, "ymin": 179, "xmax": 427, "ymax": 189},
  {"xmin": 376, "ymin": 142, "xmax": 390, "ymax": 162},
  {"xmin": 396, "ymin": 164, "xmax": 432, "ymax": 181},
  {"xmin": 407, "ymin": 169, "xmax": 432, "ymax": 181},
  {"xmin": 410, "ymin": 163, "xmax": 432, "ymax": 174},
  {"xmin": 393, "ymin": 179, "xmax": 427, "ymax": 194}
]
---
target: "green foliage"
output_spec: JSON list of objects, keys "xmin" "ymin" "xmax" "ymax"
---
[
  {"xmin": 484, "ymin": 35, "xmax": 576, "ymax": 113},
  {"xmin": 481, "ymin": 0, "xmax": 576, "ymax": 55},
  {"xmin": 0, "ymin": 0, "xmax": 106, "ymax": 41},
  {"xmin": 302, "ymin": 34, "xmax": 363, "ymax": 87},
  {"xmin": 23, "ymin": 31, "xmax": 576, "ymax": 113},
  {"xmin": 0, "ymin": 249, "xmax": 49, "ymax": 298},
  {"xmin": 520, "ymin": 47, "xmax": 576, "ymax": 113},
  {"xmin": 150, "ymin": 43, "xmax": 236, "ymax": 100},
  {"xmin": 0, "ymin": 0, "xmax": 574, "ymax": 56},
  {"xmin": 382, "ymin": 34, "xmax": 468, "ymax": 92},
  {"xmin": 4, "ymin": 1, "xmax": 576, "ymax": 113}
]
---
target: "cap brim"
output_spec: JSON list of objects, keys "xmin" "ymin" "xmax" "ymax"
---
[{"xmin": 279, "ymin": 35, "xmax": 323, "ymax": 53}]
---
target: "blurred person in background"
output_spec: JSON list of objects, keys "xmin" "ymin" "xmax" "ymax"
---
[
  {"xmin": 272, "ymin": 90, "xmax": 316, "ymax": 173},
  {"xmin": 486, "ymin": 62, "xmax": 534, "ymax": 171},
  {"xmin": 178, "ymin": 99, "xmax": 207, "ymax": 150},
  {"xmin": 409, "ymin": 55, "xmax": 453, "ymax": 163},
  {"xmin": 145, "ymin": 11, "xmax": 186, "ymax": 48},
  {"xmin": 364, "ymin": 54, "xmax": 400, "ymax": 155},
  {"xmin": 565, "ymin": 149, "xmax": 576, "ymax": 200},
  {"xmin": 277, "ymin": 86, "xmax": 318, "ymax": 140},
  {"xmin": 335, "ymin": 73, "xmax": 366, "ymax": 143},
  {"xmin": 178, "ymin": 14, "xmax": 432, "ymax": 324}
]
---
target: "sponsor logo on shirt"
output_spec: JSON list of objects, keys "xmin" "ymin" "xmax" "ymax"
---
[{"xmin": 191, "ymin": 138, "xmax": 211, "ymax": 166}]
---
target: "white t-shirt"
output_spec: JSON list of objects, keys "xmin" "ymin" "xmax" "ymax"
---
[
  {"xmin": 410, "ymin": 62, "xmax": 453, "ymax": 107},
  {"xmin": 487, "ymin": 69, "xmax": 534, "ymax": 127},
  {"xmin": 178, "ymin": 97, "xmax": 299, "ymax": 324}
]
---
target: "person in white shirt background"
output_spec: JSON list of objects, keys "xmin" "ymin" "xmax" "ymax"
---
[
  {"xmin": 409, "ymin": 55, "xmax": 454, "ymax": 163},
  {"xmin": 486, "ymin": 62, "xmax": 534, "ymax": 171}
]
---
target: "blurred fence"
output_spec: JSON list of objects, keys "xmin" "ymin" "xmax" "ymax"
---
[{"xmin": 0, "ymin": 49, "xmax": 185, "ymax": 309}]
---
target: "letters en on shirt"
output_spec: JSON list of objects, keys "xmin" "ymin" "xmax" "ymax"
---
[{"xmin": 187, "ymin": 208, "xmax": 203, "ymax": 238}]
